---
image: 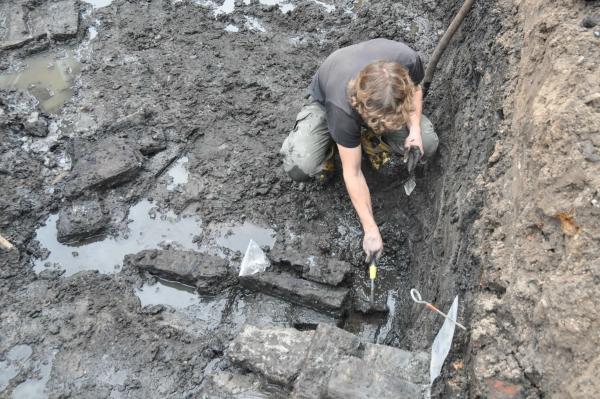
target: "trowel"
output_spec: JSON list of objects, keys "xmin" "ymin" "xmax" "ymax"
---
[
  {"xmin": 403, "ymin": 146, "xmax": 421, "ymax": 196},
  {"xmin": 369, "ymin": 257, "xmax": 377, "ymax": 304},
  {"xmin": 356, "ymin": 256, "xmax": 388, "ymax": 314}
]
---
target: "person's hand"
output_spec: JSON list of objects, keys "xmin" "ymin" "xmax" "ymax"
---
[
  {"xmin": 363, "ymin": 227, "xmax": 383, "ymax": 261},
  {"xmin": 405, "ymin": 128, "xmax": 424, "ymax": 158}
]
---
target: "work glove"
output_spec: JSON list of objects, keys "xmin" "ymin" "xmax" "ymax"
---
[{"xmin": 363, "ymin": 228, "xmax": 383, "ymax": 262}]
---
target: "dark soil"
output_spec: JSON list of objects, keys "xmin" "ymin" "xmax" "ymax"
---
[{"xmin": 6, "ymin": 0, "xmax": 593, "ymax": 398}]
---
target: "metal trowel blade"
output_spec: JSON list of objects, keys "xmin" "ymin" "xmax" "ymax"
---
[{"xmin": 404, "ymin": 176, "xmax": 416, "ymax": 196}]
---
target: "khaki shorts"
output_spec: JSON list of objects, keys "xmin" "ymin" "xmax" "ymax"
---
[{"xmin": 280, "ymin": 99, "xmax": 439, "ymax": 181}]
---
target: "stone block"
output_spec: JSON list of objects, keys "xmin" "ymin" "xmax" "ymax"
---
[
  {"xmin": 29, "ymin": 1, "xmax": 79, "ymax": 41},
  {"xmin": 67, "ymin": 138, "xmax": 143, "ymax": 195},
  {"xmin": 325, "ymin": 357, "xmax": 426, "ymax": 399},
  {"xmin": 302, "ymin": 258, "xmax": 351, "ymax": 286},
  {"xmin": 363, "ymin": 344, "xmax": 430, "ymax": 385},
  {"xmin": 226, "ymin": 325, "xmax": 314, "ymax": 386},
  {"xmin": 239, "ymin": 271, "xmax": 349, "ymax": 316},
  {"xmin": 0, "ymin": 1, "xmax": 79, "ymax": 49},
  {"xmin": 56, "ymin": 200, "xmax": 108, "ymax": 243},
  {"xmin": 292, "ymin": 323, "xmax": 361, "ymax": 399},
  {"xmin": 0, "ymin": 3, "xmax": 34, "ymax": 50},
  {"xmin": 269, "ymin": 246, "xmax": 352, "ymax": 286},
  {"xmin": 124, "ymin": 249, "xmax": 234, "ymax": 294},
  {"xmin": 198, "ymin": 371, "xmax": 274, "ymax": 398}
]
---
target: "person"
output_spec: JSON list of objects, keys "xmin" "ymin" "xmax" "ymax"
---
[{"xmin": 280, "ymin": 38, "xmax": 439, "ymax": 260}]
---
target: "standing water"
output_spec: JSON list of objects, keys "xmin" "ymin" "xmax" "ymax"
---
[
  {"xmin": 83, "ymin": 0, "xmax": 114, "ymax": 8},
  {"xmin": 0, "ymin": 53, "xmax": 81, "ymax": 114},
  {"xmin": 166, "ymin": 156, "xmax": 189, "ymax": 191},
  {"xmin": 33, "ymin": 200, "xmax": 202, "ymax": 276},
  {"xmin": 214, "ymin": 221, "xmax": 276, "ymax": 253}
]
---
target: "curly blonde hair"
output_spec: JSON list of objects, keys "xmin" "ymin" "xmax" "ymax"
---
[{"xmin": 347, "ymin": 60, "xmax": 416, "ymax": 134}]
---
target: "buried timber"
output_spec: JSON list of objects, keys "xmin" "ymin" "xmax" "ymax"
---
[{"xmin": 3, "ymin": 0, "xmax": 596, "ymax": 398}]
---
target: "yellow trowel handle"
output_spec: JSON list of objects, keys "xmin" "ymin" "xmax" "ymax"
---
[{"xmin": 369, "ymin": 262, "xmax": 377, "ymax": 280}]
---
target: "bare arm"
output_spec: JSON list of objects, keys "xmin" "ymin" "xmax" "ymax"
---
[
  {"xmin": 405, "ymin": 85, "xmax": 424, "ymax": 155},
  {"xmin": 337, "ymin": 144, "xmax": 383, "ymax": 258}
]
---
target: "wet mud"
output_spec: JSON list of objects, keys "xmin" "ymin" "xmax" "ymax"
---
[
  {"xmin": 2, "ymin": 0, "xmax": 597, "ymax": 397},
  {"xmin": 0, "ymin": 0, "xmax": 495, "ymax": 397}
]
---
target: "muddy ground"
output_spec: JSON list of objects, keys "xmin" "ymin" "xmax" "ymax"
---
[{"xmin": 1, "ymin": 0, "xmax": 599, "ymax": 398}]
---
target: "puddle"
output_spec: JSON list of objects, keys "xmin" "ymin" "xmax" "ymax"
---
[
  {"xmin": 136, "ymin": 279, "xmax": 229, "ymax": 331},
  {"xmin": 311, "ymin": 0, "xmax": 335, "ymax": 13},
  {"xmin": 216, "ymin": 0, "xmax": 235, "ymax": 14},
  {"xmin": 280, "ymin": 3, "xmax": 295, "ymax": 13},
  {"xmin": 289, "ymin": 36, "xmax": 305, "ymax": 46},
  {"xmin": 84, "ymin": 0, "xmax": 114, "ymax": 8},
  {"xmin": 244, "ymin": 16, "xmax": 266, "ymax": 32},
  {"xmin": 225, "ymin": 292, "xmax": 292, "ymax": 331},
  {"xmin": 7, "ymin": 346, "xmax": 33, "ymax": 363},
  {"xmin": 0, "ymin": 361, "xmax": 18, "ymax": 393},
  {"xmin": 224, "ymin": 24, "xmax": 239, "ymax": 33},
  {"xmin": 135, "ymin": 278, "xmax": 201, "ymax": 309},
  {"xmin": 197, "ymin": 0, "xmax": 295, "ymax": 15},
  {"xmin": 98, "ymin": 367, "xmax": 128, "ymax": 386},
  {"xmin": 195, "ymin": 0, "xmax": 234, "ymax": 15},
  {"xmin": 33, "ymin": 200, "xmax": 202, "ymax": 276},
  {"xmin": 0, "ymin": 52, "xmax": 81, "ymax": 114},
  {"xmin": 253, "ymin": 0, "xmax": 295, "ymax": 13},
  {"xmin": 0, "ymin": 345, "xmax": 33, "ymax": 393},
  {"xmin": 11, "ymin": 351, "xmax": 55, "ymax": 399},
  {"xmin": 166, "ymin": 156, "xmax": 189, "ymax": 191},
  {"xmin": 214, "ymin": 221, "xmax": 276, "ymax": 253}
]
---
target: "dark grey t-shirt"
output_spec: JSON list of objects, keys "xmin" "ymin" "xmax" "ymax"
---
[{"xmin": 308, "ymin": 39, "xmax": 424, "ymax": 148}]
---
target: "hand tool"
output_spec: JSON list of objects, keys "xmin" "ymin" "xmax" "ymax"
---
[
  {"xmin": 369, "ymin": 257, "xmax": 377, "ymax": 304},
  {"xmin": 403, "ymin": 146, "xmax": 421, "ymax": 196},
  {"xmin": 355, "ymin": 255, "xmax": 388, "ymax": 314}
]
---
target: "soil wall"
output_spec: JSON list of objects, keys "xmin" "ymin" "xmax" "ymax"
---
[{"xmin": 469, "ymin": 0, "xmax": 600, "ymax": 397}]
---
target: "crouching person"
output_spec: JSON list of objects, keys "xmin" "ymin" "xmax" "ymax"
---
[{"xmin": 280, "ymin": 38, "xmax": 439, "ymax": 260}]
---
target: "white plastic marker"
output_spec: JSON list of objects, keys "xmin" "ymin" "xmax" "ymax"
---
[
  {"xmin": 239, "ymin": 239, "xmax": 269, "ymax": 276},
  {"xmin": 430, "ymin": 295, "xmax": 459, "ymax": 383},
  {"xmin": 410, "ymin": 288, "xmax": 466, "ymax": 330}
]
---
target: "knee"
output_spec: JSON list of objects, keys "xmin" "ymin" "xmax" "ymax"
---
[
  {"xmin": 280, "ymin": 140, "xmax": 321, "ymax": 182},
  {"xmin": 280, "ymin": 151, "xmax": 321, "ymax": 182},
  {"xmin": 420, "ymin": 117, "xmax": 439, "ymax": 159},
  {"xmin": 423, "ymin": 133, "xmax": 439, "ymax": 159}
]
